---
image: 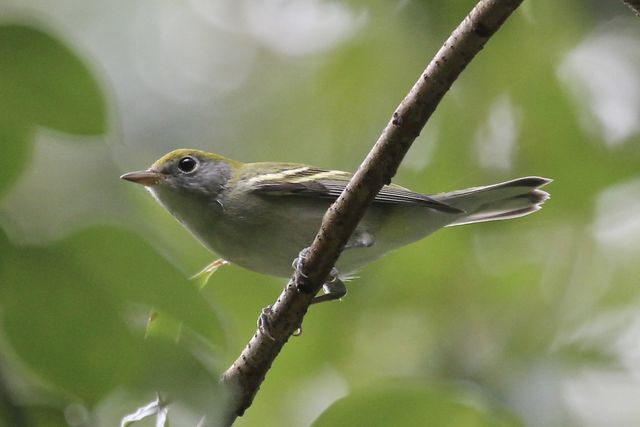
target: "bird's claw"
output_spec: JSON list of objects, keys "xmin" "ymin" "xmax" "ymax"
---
[
  {"xmin": 311, "ymin": 268, "xmax": 347, "ymax": 304},
  {"xmin": 257, "ymin": 305, "xmax": 303, "ymax": 340},
  {"xmin": 291, "ymin": 247, "xmax": 311, "ymax": 277},
  {"xmin": 257, "ymin": 305, "xmax": 276, "ymax": 341},
  {"xmin": 293, "ymin": 250, "xmax": 348, "ymax": 304}
]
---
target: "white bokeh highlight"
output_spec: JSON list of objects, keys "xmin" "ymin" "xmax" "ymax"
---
[
  {"xmin": 244, "ymin": 0, "xmax": 365, "ymax": 56},
  {"xmin": 557, "ymin": 20, "xmax": 640, "ymax": 147},
  {"xmin": 593, "ymin": 177, "xmax": 640, "ymax": 255},
  {"xmin": 474, "ymin": 94, "xmax": 520, "ymax": 172}
]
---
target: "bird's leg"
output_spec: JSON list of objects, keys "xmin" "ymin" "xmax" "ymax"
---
[
  {"xmin": 309, "ymin": 233, "xmax": 374, "ymax": 304},
  {"xmin": 292, "ymin": 233, "xmax": 374, "ymax": 306},
  {"xmin": 311, "ymin": 267, "xmax": 347, "ymax": 304},
  {"xmin": 291, "ymin": 247, "xmax": 345, "ymax": 305}
]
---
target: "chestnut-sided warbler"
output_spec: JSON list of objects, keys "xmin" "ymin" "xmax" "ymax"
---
[{"xmin": 122, "ymin": 149, "xmax": 550, "ymax": 297}]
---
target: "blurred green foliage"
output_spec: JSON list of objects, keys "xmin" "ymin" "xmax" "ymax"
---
[
  {"xmin": 312, "ymin": 380, "xmax": 519, "ymax": 427},
  {"xmin": 0, "ymin": 226, "xmax": 225, "ymax": 403},
  {"xmin": 0, "ymin": 1, "xmax": 639, "ymax": 426},
  {"xmin": 0, "ymin": 24, "xmax": 105, "ymax": 197}
]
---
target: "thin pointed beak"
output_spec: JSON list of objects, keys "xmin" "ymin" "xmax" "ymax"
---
[{"xmin": 120, "ymin": 170, "xmax": 166, "ymax": 186}]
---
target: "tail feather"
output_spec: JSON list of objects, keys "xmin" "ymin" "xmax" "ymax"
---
[{"xmin": 431, "ymin": 176, "xmax": 551, "ymax": 227}]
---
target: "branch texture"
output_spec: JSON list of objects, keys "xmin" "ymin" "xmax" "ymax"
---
[
  {"xmin": 622, "ymin": 0, "xmax": 640, "ymax": 16},
  {"xmin": 221, "ymin": 0, "xmax": 524, "ymax": 422}
]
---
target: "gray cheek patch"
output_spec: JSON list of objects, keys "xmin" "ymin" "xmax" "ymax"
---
[
  {"xmin": 164, "ymin": 159, "xmax": 232, "ymax": 198},
  {"xmin": 200, "ymin": 161, "xmax": 232, "ymax": 195}
]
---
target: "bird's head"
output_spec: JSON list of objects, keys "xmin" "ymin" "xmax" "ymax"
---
[{"xmin": 121, "ymin": 149, "xmax": 241, "ymax": 198}]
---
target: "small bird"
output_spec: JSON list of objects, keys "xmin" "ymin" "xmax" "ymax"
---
[{"xmin": 122, "ymin": 149, "xmax": 550, "ymax": 302}]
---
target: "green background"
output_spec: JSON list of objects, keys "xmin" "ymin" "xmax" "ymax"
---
[{"xmin": 1, "ymin": 1, "xmax": 639, "ymax": 426}]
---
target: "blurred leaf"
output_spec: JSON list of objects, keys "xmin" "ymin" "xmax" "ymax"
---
[
  {"xmin": 0, "ymin": 24, "xmax": 106, "ymax": 134},
  {"xmin": 0, "ymin": 23, "xmax": 106, "ymax": 196},
  {"xmin": 145, "ymin": 309, "xmax": 183, "ymax": 343},
  {"xmin": 59, "ymin": 227, "xmax": 227, "ymax": 348},
  {"xmin": 0, "ymin": 244, "xmax": 137, "ymax": 403},
  {"xmin": 20, "ymin": 405, "xmax": 67, "ymax": 427},
  {"xmin": 129, "ymin": 338, "xmax": 227, "ymax": 427},
  {"xmin": 0, "ymin": 122, "xmax": 30, "ymax": 198},
  {"xmin": 0, "ymin": 226, "xmax": 225, "ymax": 405},
  {"xmin": 312, "ymin": 380, "xmax": 520, "ymax": 427}
]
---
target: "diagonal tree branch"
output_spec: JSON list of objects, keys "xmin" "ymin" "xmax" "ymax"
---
[
  {"xmin": 220, "ymin": 0, "xmax": 524, "ymax": 423},
  {"xmin": 622, "ymin": 0, "xmax": 640, "ymax": 16}
]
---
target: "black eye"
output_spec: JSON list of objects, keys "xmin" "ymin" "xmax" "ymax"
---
[{"xmin": 178, "ymin": 156, "xmax": 198, "ymax": 173}]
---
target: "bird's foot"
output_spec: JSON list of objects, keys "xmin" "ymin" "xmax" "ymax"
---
[
  {"xmin": 257, "ymin": 305, "xmax": 303, "ymax": 339},
  {"xmin": 311, "ymin": 267, "xmax": 347, "ymax": 304},
  {"xmin": 257, "ymin": 305, "xmax": 276, "ymax": 341}
]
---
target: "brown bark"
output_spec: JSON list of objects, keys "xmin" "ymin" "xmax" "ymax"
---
[{"xmin": 220, "ymin": 0, "xmax": 525, "ymax": 423}]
